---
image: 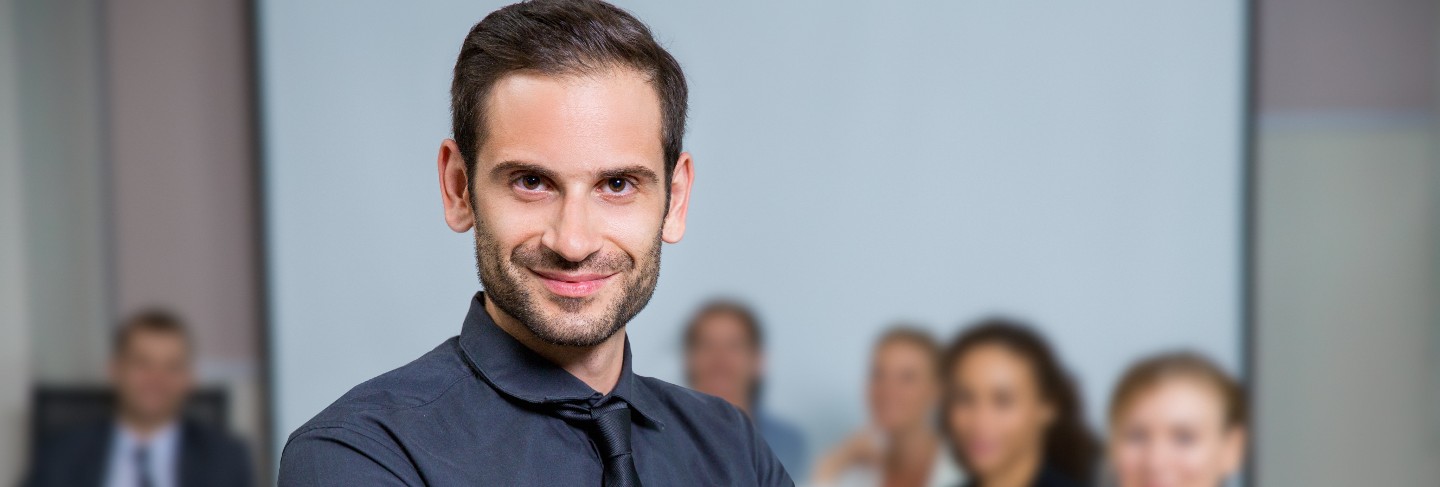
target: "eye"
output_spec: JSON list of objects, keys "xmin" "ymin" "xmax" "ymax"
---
[
  {"xmin": 514, "ymin": 174, "xmax": 546, "ymax": 191},
  {"xmin": 1125, "ymin": 427, "xmax": 1149, "ymax": 446},
  {"xmin": 604, "ymin": 177, "xmax": 630, "ymax": 193}
]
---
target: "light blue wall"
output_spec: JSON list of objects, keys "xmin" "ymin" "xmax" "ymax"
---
[{"xmin": 258, "ymin": 0, "xmax": 1246, "ymax": 468}]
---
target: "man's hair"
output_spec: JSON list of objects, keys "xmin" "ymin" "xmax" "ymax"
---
[
  {"xmin": 451, "ymin": 0, "xmax": 688, "ymax": 184},
  {"xmin": 112, "ymin": 308, "xmax": 192, "ymax": 357},
  {"xmin": 683, "ymin": 299, "xmax": 765, "ymax": 351},
  {"xmin": 1109, "ymin": 351, "xmax": 1247, "ymax": 428}
]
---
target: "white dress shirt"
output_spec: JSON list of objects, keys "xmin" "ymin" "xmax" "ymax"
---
[{"xmin": 103, "ymin": 420, "xmax": 181, "ymax": 487}]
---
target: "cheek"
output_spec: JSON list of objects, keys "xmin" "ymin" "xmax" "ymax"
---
[
  {"xmin": 702, "ymin": 354, "xmax": 737, "ymax": 375},
  {"xmin": 991, "ymin": 404, "xmax": 1030, "ymax": 440},
  {"xmin": 600, "ymin": 208, "xmax": 663, "ymax": 251},
  {"xmin": 1176, "ymin": 441, "xmax": 1226, "ymax": 479},
  {"xmin": 1110, "ymin": 440, "xmax": 1152, "ymax": 479},
  {"xmin": 947, "ymin": 403, "xmax": 971, "ymax": 437},
  {"xmin": 478, "ymin": 200, "xmax": 542, "ymax": 245}
]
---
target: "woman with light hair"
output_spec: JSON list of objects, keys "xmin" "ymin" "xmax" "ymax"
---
[{"xmin": 1106, "ymin": 352, "xmax": 1247, "ymax": 487}]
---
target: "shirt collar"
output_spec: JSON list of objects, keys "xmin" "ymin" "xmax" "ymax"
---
[
  {"xmin": 115, "ymin": 418, "xmax": 180, "ymax": 449},
  {"xmin": 457, "ymin": 292, "xmax": 665, "ymax": 429}
]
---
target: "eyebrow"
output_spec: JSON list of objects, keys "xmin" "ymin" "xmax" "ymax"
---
[
  {"xmin": 599, "ymin": 165, "xmax": 661, "ymax": 186},
  {"xmin": 490, "ymin": 161, "xmax": 661, "ymax": 186},
  {"xmin": 490, "ymin": 161, "xmax": 559, "ymax": 182}
]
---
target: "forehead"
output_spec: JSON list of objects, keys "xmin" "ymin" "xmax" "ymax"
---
[
  {"xmin": 479, "ymin": 68, "xmax": 664, "ymax": 172},
  {"xmin": 956, "ymin": 345, "xmax": 1034, "ymax": 384},
  {"xmin": 120, "ymin": 329, "xmax": 189, "ymax": 355},
  {"xmin": 874, "ymin": 340, "xmax": 934, "ymax": 370},
  {"xmin": 1125, "ymin": 380, "xmax": 1227, "ymax": 420},
  {"xmin": 693, "ymin": 312, "xmax": 752, "ymax": 340}
]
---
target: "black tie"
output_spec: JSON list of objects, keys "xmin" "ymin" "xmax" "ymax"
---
[
  {"xmin": 553, "ymin": 399, "xmax": 641, "ymax": 487},
  {"xmin": 134, "ymin": 445, "xmax": 154, "ymax": 487}
]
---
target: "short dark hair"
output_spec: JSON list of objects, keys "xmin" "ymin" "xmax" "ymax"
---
[
  {"xmin": 112, "ymin": 308, "xmax": 192, "ymax": 357},
  {"xmin": 683, "ymin": 299, "xmax": 764, "ymax": 351},
  {"xmin": 451, "ymin": 0, "xmax": 688, "ymax": 185},
  {"xmin": 943, "ymin": 317, "xmax": 1099, "ymax": 483}
]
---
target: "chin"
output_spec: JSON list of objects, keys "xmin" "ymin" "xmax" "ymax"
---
[{"xmin": 524, "ymin": 305, "xmax": 624, "ymax": 348}]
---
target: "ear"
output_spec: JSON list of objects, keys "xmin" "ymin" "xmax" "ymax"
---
[
  {"xmin": 438, "ymin": 139, "xmax": 475, "ymax": 233},
  {"xmin": 1219, "ymin": 426, "xmax": 1247, "ymax": 475},
  {"xmin": 661, "ymin": 152, "xmax": 694, "ymax": 244}
]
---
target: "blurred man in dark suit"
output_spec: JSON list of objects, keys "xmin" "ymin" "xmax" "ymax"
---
[{"xmin": 23, "ymin": 310, "xmax": 251, "ymax": 487}]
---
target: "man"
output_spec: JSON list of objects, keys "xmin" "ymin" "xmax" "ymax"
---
[
  {"xmin": 278, "ymin": 1, "xmax": 792, "ymax": 485},
  {"xmin": 24, "ymin": 310, "xmax": 252, "ymax": 487},
  {"xmin": 685, "ymin": 300, "xmax": 811, "ymax": 480}
]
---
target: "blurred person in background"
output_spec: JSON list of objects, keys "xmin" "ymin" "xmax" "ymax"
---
[
  {"xmin": 1105, "ymin": 352, "xmax": 1246, "ymax": 487},
  {"xmin": 943, "ymin": 319, "xmax": 1097, "ymax": 487},
  {"xmin": 811, "ymin": 327, "xmax": 963, "ymax": 487},
  {"xmin": 684, "ymin": 300, "xmax": 810, "ymax": 478},
  {"xmin": 22, "ymin": 310, "xmax": 252, "ymax": 487}
]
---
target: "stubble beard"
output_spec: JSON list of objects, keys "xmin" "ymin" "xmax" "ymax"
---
[{"xmin": 473, "ymin": 217, "xmax": 661, "ymax": 347}]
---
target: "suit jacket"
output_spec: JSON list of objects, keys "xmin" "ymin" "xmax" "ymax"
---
[{"xmin": 23, "ymin": 418, "xmax": 252, "ymax": 487}]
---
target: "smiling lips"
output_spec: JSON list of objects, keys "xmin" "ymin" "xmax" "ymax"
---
[{"xmin": 530, "ymin": 269, "xmax": 616, "ymax": 298}]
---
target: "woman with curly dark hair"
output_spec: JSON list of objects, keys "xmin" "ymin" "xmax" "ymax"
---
[{"xmin": 942, "ymin": 319, "xmax": 1098, "ymax": 487}]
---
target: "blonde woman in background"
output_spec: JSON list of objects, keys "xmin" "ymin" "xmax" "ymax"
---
[
  {"xmin": 1106, "ymin": 352, "xmax": 1247, "ymax": 487},
  {"xmin": 811, "ymin": 327, "xmax": 963, "ymax": 487}
]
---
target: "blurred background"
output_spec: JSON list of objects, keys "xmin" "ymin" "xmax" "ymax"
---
[{"xmin": 1, "ymin": 0, "xmax": 1437, "ymax": 486}]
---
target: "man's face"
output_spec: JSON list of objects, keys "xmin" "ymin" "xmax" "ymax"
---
[
  {"xmin": 445, "ymin": 68, "xmax": 690, "ymax": 347},
  {"xmin": 110, "ymin": 331, "xmax": 194, "ymax": 424}
]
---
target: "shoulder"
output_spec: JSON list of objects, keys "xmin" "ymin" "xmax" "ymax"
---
[
  {"xmin": 634, "ymin": 375, "xmax": 751, "ymax": 429},
  {"xmin": 35, "ymin": 419, "xmax": 111, "ymax": 452},
  {"xmin": 179, "ymin": 419, "xmax": 252, "ymax": 484},
  {"xmin": 633, "ymin": 375, "xmax": 765, "ymax": 451},
  {"xmin": 309, "ymin": 337, "xmax": 472, "ymax": 416},
  {"xmin": 182, "ymin": 419, "xmax": 250, "ymax": 461},
  {"xmin": 630, "ymin": 376, "xmax": 797, "ymax": 485},
  {"xmin": 285, "ymin": 337, "xmax": 471, "ymax": 448},
  {"xmin": 281, "ymin": 338, "xmax": 473, "ymax": 484},
  {"xmin": 25, "ymin": 421, "xmax": 111, "ymax": 486}
]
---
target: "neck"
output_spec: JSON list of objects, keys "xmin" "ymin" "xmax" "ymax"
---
[
  {"xmin": 736, "ymin": 394, "xmax": 753, "ymax": 415},
  {"xmin": 886, "ymin": 422, "xmax": 938, "ymax": 469},
  {"xmin": 981, "ymin": 444, "xmax": 1042, "ymax": 487},
  {"xmin": 118, "ymin": 411, "xmax": 172, "ymax": 441},
  {"xmin": 485, "ymin": 297, "xmax": 627, "ymax": 394}
]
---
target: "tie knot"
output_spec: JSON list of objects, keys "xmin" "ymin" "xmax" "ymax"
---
[
  {"xmin": 549, "ymin": 398, "xmax": 641, "ymax": 486},
  {"xmin": 586, "ymin": 400, "xmax": 634, "ymax": 459}
]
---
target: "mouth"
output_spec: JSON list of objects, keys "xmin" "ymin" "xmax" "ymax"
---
[
  {"xmin": 529, "ymin": 268, "xmax": 617, "ymax": 299},
  {"xmin": 964, "ymin": 439, "xmax": 998, "ymax": 460}
]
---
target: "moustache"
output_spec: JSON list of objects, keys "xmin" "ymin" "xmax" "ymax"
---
[{"xmin": 510, "ymin": 244, "xmax": 634, "ymax": 275}]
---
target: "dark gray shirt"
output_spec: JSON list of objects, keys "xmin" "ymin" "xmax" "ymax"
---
[{"xmin": 279, "ymin": 293, "xmax": 794, "ymax": 486}]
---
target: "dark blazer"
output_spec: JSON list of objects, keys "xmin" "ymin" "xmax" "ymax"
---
[{"xmin": 23, "ymin": 418, "xmax": 252, "ymax": 487}]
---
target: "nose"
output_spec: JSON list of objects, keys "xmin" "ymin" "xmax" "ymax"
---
[{"xmin": 540, "ymin": 192, "xmax": 603, "ymax": 263}]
